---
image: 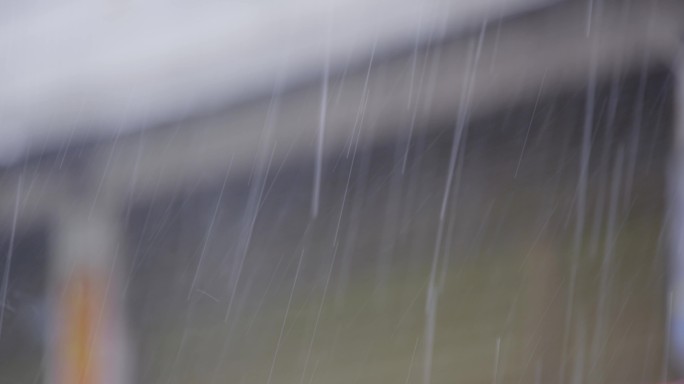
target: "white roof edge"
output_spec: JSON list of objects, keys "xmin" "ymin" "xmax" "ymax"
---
[{"xmin": 0, "ymin": 0, "xmax": 555, "ymax": 165}]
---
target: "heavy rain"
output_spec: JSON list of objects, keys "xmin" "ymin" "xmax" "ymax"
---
[{"xmin": 0, "ymin": 0, "xmax": 683, "ymax": 383}]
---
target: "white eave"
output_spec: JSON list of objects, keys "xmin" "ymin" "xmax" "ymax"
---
[{"xmin": 0, "ymin": 0, "xmax": 554, "ymax": 165}]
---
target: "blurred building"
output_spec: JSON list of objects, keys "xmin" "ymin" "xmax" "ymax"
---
[{"xmin": 0, "ymin": 0, "xmax": 683, "ymax": 383}]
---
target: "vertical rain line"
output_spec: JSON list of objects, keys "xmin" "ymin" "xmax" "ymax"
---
[
  {"xmin": 0, "ymin": 175, "xmax": 22, "ymax": 340},
  {"xmin": 313, "ymin": 8, "xmax": 332, "ymax": 219},
  {"xmin": 623, "ymin": 52, "xmax": 650, "ymax": 212},
  {"xmin": 559, "ymin": 55, "xmax": 597, "ymax": 384},
  {"xmin": 266, "ymin": 247, "xmax": 306, "ymax": 384},
  {"xmin": 515, "ymin": 72, "xmax": 547, "ymax": 178},
  {"xmin": 224, "ymin": 142, "xmax": 275, "ymax": 324},
  {"xmin": 587, "ymin": 67, "xmax": 621, "ymax": 259},
  {"xmin": 187, "ymin": 157, "xmax": 233, "ymax": 300},
  {"xmin": 424, "ymin": 19, "xmax": 486, "ymax": 384},
  {"xmin": 589, "ymin": 145, "xmax": 624, "ymax": 376},
  {"xmin": 300, "ymin": 113, "xmax": 362, "ymax": 384},
  {"xmin": 663, "ymin": 291, "xmax": 673, "ymax": 382},
  {"xmin": 223, "ymin": 73, "xmax": 284, "ymax": 323}
]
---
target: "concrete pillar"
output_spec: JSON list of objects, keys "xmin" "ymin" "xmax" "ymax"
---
[
  {"xmin": 47, "ymin": 202, "xmax": 130, "ymax": 384},
  {"xmin": 669, "ymin": 51, "xmax": 684, "ymax": 378}
]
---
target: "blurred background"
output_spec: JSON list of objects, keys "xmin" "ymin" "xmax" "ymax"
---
[{"xmin": 0, "ymin": 0, "xmax": 683, "ymax": 383}]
